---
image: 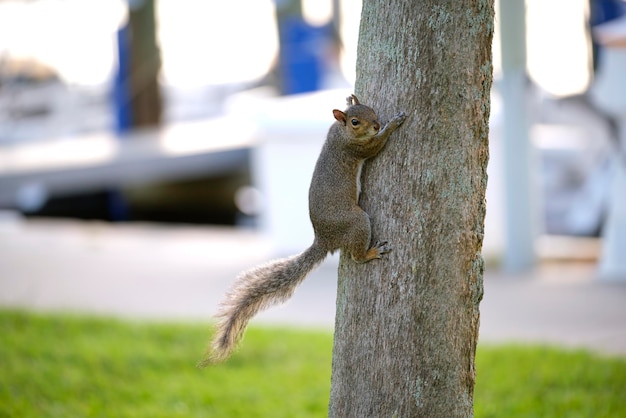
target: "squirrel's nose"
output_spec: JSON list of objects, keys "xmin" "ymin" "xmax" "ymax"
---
[{"xmin": 374, "ymin": 122, "xmax": 380, "ymax": 131}]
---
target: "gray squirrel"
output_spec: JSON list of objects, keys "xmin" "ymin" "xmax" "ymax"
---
[{"xmin": 201, "ymin": 94, "xmax": 406, "ymax": 365}]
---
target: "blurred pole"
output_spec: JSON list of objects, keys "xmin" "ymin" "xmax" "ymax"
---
[
  {"xmin": 591, "ymin": 16, "xmax": 626, "ymax": 280},
  {"xmin": 128, "ymin": 0, "xmax": 162, "ymax": 127},
  {"xmin": 275, "ymin": 0, "xmax": 302, "ymax": 18},
  {"xmin": 113, "ymin": 0, "xmax": 162, "ymax": 132},
  {"xmin": 599, "ymin": 121, "xmax": 626, "ymax": 280},
  {"xmin": 274, "ymin": 0, "xmax": 302, "ymax": 95},
  {"xmin": 111, "ymin": 0, "xmax": 163, "ymax": 221},
  {"xmin": 498, "ymin": 0, "xmax": 536, "ymax": 272},
  {"xmin": 332, "ymin": 0, "xmax": 340, "ymax": 30},
  {"xmin": 274, "ymin": 0, "xmax": 328, "ymax": 95}
]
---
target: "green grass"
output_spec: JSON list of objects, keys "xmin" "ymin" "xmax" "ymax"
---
[
  {"xmin": 475, "ymin": 345, "xmax": 626, "ymax": 418},
  {"xmin": 1, "ymin": 310, "xmax": 625, "ymax": 418},
  {"xmin": 0, "ymin": 310, "xmax": 331, "ymax": 418}
]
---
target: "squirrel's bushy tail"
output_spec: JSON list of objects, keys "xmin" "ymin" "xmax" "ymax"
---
[{"xmin": 200, "ymin": 241, "xmax": 327, "ymax": 366}]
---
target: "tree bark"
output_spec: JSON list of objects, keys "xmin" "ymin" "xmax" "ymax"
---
[{"xmin": 328, "ymin": 1, "xmax": 493, "ymax": 417}]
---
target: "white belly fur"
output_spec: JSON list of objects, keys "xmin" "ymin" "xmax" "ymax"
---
[{"xmin": 356, "ymin": 160, "xmax": 364, "ymax": 201}]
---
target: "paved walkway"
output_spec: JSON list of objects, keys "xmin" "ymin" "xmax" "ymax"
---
[{"xmin": 1, "ymin": 217, "xmax": 625, "ymax": 356}]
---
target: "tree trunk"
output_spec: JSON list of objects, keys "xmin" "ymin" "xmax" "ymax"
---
[
  {"xmin": 129, "ymin": 0, "xmax": 162, "ymax": 127},
  {"xmin": 328, "ymin": 1, "xmax": 493, "ymax": 417}
]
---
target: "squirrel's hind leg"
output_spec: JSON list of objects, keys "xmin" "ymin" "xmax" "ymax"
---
[
  {"xmin": 344, "ymin": 209, "xmax": 391, "ymax": 263},
  {"xmin": 352, "ymin": 240, "xmax": 392, "ymax": 263}
]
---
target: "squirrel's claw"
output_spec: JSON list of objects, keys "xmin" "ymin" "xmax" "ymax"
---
[
  {"xmin": 381, "ymin": 112, "xmax": 407, "ymax": 132},
  {"xmin": 374, "ymin": 240, "xmax": 392, "ymax": 256},
  {"xmin": 391, "ymin": 112, "xmax": 407, "ymax": 125}
]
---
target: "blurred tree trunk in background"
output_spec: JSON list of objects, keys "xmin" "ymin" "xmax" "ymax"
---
[
  {"xmin": 328, "ymin": 1, "xmax": 493, "ymax": 417},
  {"xmin": 275, "ymin": 0, "xmax": 302, "ymax": 19},
  {"xmin": 129, "ymin": 0, "xmax": 162, "ymax": 127}
]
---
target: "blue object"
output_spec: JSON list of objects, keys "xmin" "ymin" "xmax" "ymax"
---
[
  {"xmin": 589, "ymin": 0, "xmax": 626, "ymax": 71},
  {"xmin": 113, "ymin": 23, "xmax": 133, "ymax": 135},
  {"xmin": 278, "ymin": 18, "xmax": 329, "ymax": 95},
  {"xmin": 590, "ymin": 0, "xmax": 626, "ymax": 26}
]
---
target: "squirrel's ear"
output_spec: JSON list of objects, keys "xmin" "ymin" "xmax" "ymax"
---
[
  {"xmin": 345, "ymin": 94, "xmax": 359, "ymax": 106},
  {"xmin": 333, "ymin": 109, "xmax": 346, "ymax": 125}
]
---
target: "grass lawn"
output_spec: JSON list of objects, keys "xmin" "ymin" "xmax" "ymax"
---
[{"xmin": 1, "ymin": 309, "xmax": 625, "ymax": 417}]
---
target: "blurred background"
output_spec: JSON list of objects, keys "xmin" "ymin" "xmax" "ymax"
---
[{"xmin": 0, "ymin": 0, "xmax": 625, "ymax": 352}]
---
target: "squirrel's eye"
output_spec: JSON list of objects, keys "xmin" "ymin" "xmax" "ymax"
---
[{"xmin": 351, "ymin": 119, "xmax": 359, "ymax": 126}]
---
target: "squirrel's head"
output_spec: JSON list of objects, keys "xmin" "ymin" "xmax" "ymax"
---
[{"xmin": 332, "ymin": 95, "xmax": 381, "ymax": 139}]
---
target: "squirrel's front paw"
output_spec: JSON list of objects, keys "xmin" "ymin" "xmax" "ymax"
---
[{"xmin": 385, "ymin": 112, "xmax": 407, "ymax": 130}]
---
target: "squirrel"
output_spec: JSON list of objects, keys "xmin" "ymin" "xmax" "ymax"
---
[{"xmin": 200, "ymin": 94, "xmax": 406, "ymax": 365}]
